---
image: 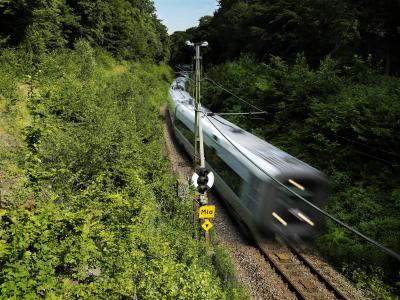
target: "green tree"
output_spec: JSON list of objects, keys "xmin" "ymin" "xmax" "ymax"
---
[{"xmin": 0, "ymin": 0, "xmax": 170, "ymax": 61}]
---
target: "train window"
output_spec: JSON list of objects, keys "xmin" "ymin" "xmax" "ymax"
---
[
  {"xmin": 175, "ymin": 118, "xmax": 194, "ymax": 142},
  {"xmin": 175, "ymin": 117, "xmax": 243, "ymax": 196},
  {"xmin": 204, "ymin": 144, "xmax": 242, "ymax": 196},
  {"xmin": 241, "ymin": 176, "xmax": 261, "ymax": 211}
]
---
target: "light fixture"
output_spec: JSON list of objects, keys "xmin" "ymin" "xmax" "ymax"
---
[
  {"xmin": 185, "ymin": 41, "xmax": 208, "ymax": 47},
  {"xmin": 288, "ymin": 179, "xmax": 305, "ymax": 191},
  {"xmin": 272, "ymin": 212, "xmax": 287, "ymax": 226}
]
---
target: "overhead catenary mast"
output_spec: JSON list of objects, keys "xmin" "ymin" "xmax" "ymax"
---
[
  {"xmin": 186, "ymin": 40, "xmax": 214, "ymax": 243},
  {"xmin": 186, "ymin": 40, "xmax": 208, "ymax": 169}
]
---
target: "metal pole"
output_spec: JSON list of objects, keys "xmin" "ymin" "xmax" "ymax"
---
[
  {"xmin": 193, "ymin": 43, "xmax": 208, "ymax": 243},
  {"xmin": 194, "ymin": 44, "xmax": 205, "ymax": 169}
]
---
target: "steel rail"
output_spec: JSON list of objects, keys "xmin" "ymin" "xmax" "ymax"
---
[{"xmin": 286, "ymin": 243, "xmax": 349, "ymax": 300}]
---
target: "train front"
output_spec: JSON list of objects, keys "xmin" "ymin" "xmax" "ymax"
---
[{"xmin": 264, "ymin": 170, "xmax": 331, "ymax": 240}]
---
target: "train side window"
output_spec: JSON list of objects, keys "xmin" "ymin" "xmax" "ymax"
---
[
  {"xmin": 175, "ymin": 118, "xmax": 194, "ymax": 142},
  {"xmin": 204, "ymin": 143, "xmax": 243, "ymax": 196},
  {"xmin": 242, "ymin": 176, "xmax": 261, "ymax": 211}
]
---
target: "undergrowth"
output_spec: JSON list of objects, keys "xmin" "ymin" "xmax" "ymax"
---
[{"xmin": 0, "ymin": 41, "xmax": 247, "ymax": 299}]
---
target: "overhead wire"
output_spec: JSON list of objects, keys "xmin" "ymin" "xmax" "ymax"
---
[
  {"xmin": 171, "ymin": 74, "xmax": 400, "ymax": 259},
  {"xmin": 206, "ymin": 111, "xmax": 267, "ymax": 117},
  {"xmin": 351, "ymin": 149, "xmax": 398, "ymax": 167},
  {"xmin": 206, "ymin": 77, "xmax": 398, "ymax": 166},
  {"xmin": 200, "ymin": 74, "xmax": 399, "ymax": 162},
  {"xmin": 184, "ymin": 75, "xmax": 268, "ymax": 117},
  {"xmin": 182, "ymin": 70, "xmax": 398, "ymax": 167},
  {"xmin": 317, "ymin": 128, "xmax": 400, "ymax": 157},
  {"xmin": 203, "ymin": 77, "xmax": 264, "ymax": 112},
  {"xmin": 314, "ymin": 128, "xmax": 400, "ymax": 166},
  {"xmin": 203, "ymin": 112, "xmax": 400, "ymax": 261}
]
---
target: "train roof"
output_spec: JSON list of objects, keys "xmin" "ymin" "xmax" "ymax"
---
[{"xmin": 209, "ymin": 115, "xmax": 309, "ymax": 168}]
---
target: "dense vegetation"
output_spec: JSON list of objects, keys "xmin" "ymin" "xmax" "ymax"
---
[
  {"xmin": 0, "ymin": 42, "xmax": 249, "ymax": 299},
  {"xmin": 170, "ymin": 0, "xmax": 400, "ymax": 297},
  {"xmin": 172, "ymin": 0, "xmax": 400, "ymax": 74},
  {"xmin": 0, "ymin": 0, "xmax": 170, "ymax": 61},
  {"xmin": 0, "ymin": 0, "xmax": 248, "ymax": 298}
]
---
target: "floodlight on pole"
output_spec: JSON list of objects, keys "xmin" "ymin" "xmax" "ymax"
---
[{"xmin": 185, "ymin": 41, "xmax": 208, "ymax": 48}]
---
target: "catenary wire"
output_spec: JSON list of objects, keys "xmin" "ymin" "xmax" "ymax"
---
[
  {"xmin": 351, "ymin": 149, "xmax": 398, "ymax": 167},
  {"xmin": 173, "ymin": 73, "xmax": 400, "ymax": 258},
  {"xmin": 179, "ymin": 72, "xmax": 264, "ymax": 113},
  {"xmin": 198, "ymin": 72, "xmax": 398, "ymax": 159},
  {"xmin": 203, "ymin": 113, "xmax": 400, "ymax": 261},
  {"xmin": 205, "ymin": 80, "xmax": 398, "ymax": 166},
  {"xmin": 179, "ymin": 70, "xmax": 399, "ymax": 166},
  {"xmin": 315, "ymin": 127, "xmax": 400, "ymax": 159},
  {"xmin": 203, "ymin": 77, "xmax": 264, "ymax": 112}
]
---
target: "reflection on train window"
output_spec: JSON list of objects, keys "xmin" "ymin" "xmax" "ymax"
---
[
  {"xmin": 175, "ymin": 118, "xmax": 194, "ymax": 142},
  {"xmin": 204, "ymin": 143, "xmax": 242, "ymax": 196}
]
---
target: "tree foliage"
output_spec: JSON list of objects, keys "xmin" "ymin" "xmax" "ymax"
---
[
  {"xmin": 171, "ymin": 0, "xmax": 400, "ymax": 74},
  {"xmin": 0, "ymin": 0, "xmax": 170, "ymax": 61},
  {"xmin": 169, "ymin": 0, "xmax": 400, "ymax": 296}
]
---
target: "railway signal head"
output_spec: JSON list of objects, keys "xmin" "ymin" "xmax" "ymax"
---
[
  {"xmin": 191, "ymin": 168, "xmax": 214, "ymax": 193},
  {"xmin": 197, "ymin": 168, "xmax": 209, "ymax": 193}
]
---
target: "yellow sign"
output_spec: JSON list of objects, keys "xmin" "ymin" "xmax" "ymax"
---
[
  {"xmin": 202, "ymin": 220, "xmax": 213, "ymax": 232},
  {"xmin": 199, "ymin": 205, "xmax": 215, "ymax": 219}
]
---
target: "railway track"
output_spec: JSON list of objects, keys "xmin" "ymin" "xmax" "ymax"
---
[{"xmin": 257, "ymin": 237, "xmax": 349, "ymax": 300}]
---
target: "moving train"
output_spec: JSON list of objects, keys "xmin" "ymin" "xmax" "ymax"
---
[{"xmin": 169, "ymin": 76, "xmax": 331, "ymax": 239}]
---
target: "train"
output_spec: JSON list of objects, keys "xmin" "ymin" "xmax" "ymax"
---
[{"xmin": 169, "ymin": 76, "xmax": 331, "ymax": 239}]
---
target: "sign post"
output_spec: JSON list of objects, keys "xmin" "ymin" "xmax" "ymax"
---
[{"xmin": 191, "ymin": 169, "xmax": 215, "ymax": 243}]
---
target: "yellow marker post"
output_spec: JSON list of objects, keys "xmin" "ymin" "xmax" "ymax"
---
[
  {"xmin": 199, "ymin": 205, "xmax": 215, "ymax": 219},
  {"xmin": 202, "ymin": 220, "xmax": 213, "ymax": 232}
]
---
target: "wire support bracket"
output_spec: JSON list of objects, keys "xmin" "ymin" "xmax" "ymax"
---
[{"xmin": 205, "ymin": 111, "xmax": 268, "ymax": 117}]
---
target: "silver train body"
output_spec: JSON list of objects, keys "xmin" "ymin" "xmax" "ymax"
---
[{"xmin": 169, "ymin": 76, "xmax": 331, "ymax": 238}]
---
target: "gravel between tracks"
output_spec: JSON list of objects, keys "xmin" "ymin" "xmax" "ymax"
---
[
  {"xmin": 298, "ymin": 249, "xmax": 371, "ymax": 300},
  {"xmin": 161, "ymin": 105, "xmax": 370, "ymax": 300}
]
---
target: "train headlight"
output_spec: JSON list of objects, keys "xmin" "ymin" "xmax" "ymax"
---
[{"xmin": 289, "ymin": 208, "xmax": 315, "ymax": 226}]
